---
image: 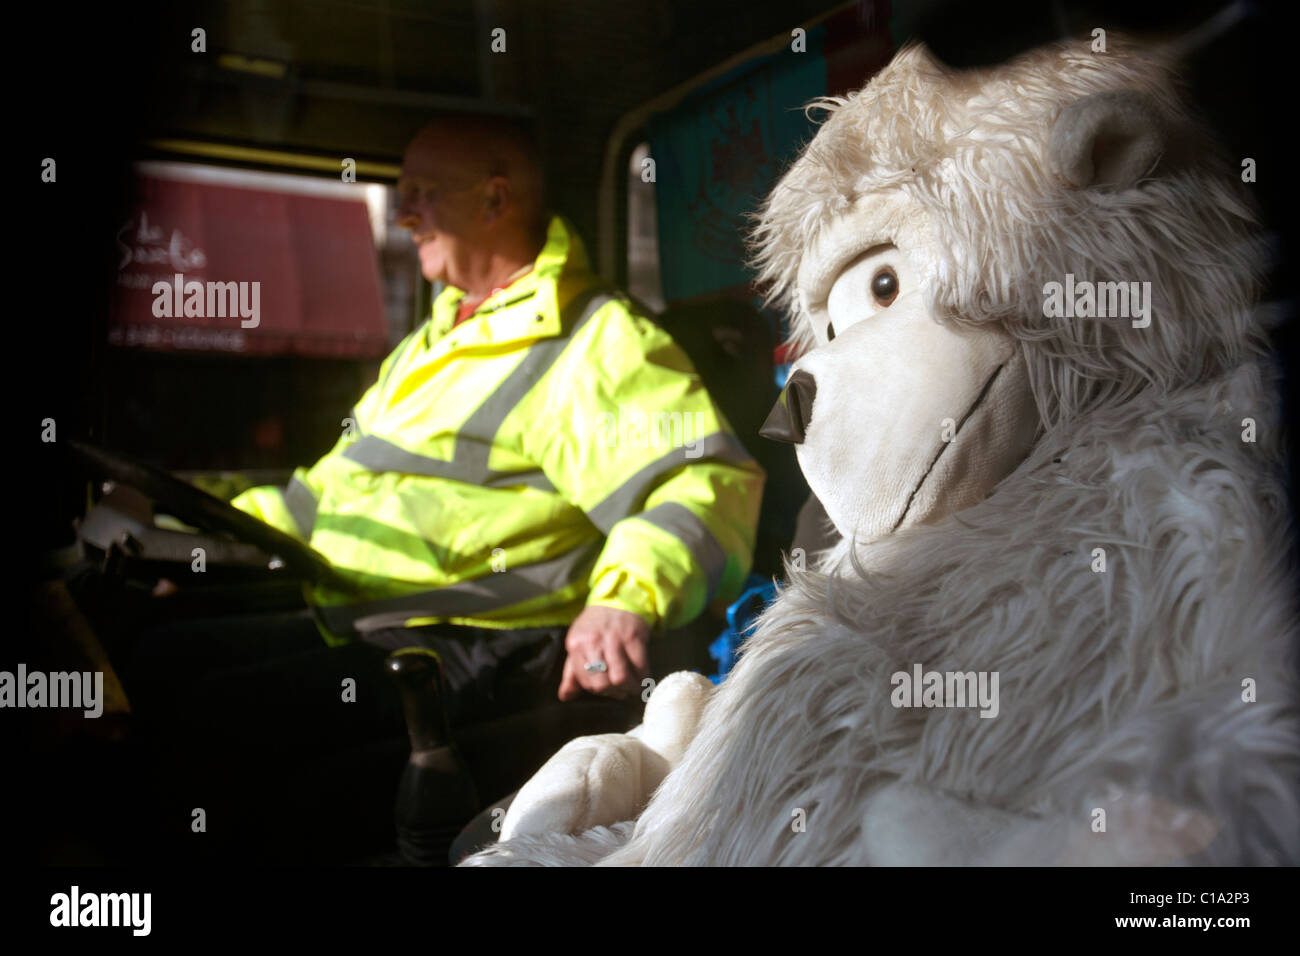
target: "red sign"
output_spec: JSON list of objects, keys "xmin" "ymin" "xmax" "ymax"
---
[{"xmin": 109, "ymin": 173, "xmax": 389, "ymax": 357}]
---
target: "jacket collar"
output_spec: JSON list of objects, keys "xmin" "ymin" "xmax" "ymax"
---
[{"xmin": 427, "ymin": 216, "xmax": 593, "ymax": 347}]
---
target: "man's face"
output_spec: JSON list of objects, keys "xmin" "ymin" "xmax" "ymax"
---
[{"xmin": 396, "ymin": 133, "xmax": 488, "ymax": 287}]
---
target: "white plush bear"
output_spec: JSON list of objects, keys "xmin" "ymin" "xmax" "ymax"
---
[{"xmin": 464, "ymin": 36, "xmax": 1299, "ymax": 866}]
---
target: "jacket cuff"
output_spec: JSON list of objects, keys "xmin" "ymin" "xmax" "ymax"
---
[
  {"xmin": 586, "ymin": 567, "xmax": 660, "ymax": 630},
  {"xmin": 229, "ymin": 485, "xmax": 296, "ymax": 537}
]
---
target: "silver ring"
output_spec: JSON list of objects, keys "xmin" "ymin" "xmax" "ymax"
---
[{"xmin": 584, "ymin": 660, "xmax": 608, "ymax": 674}]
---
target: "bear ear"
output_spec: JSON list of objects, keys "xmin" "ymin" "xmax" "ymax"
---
[{"xmin": 1048, "ymin": 90, "xmax": 1165, "ymax": 189}]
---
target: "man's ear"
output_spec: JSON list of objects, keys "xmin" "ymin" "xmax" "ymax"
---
[
  {"xmin": 483, "ymin": 176, "xmax": 511, "ymax": 220},
  {"xmin": 1048, "ymin": 90, "xmax": 1165, "ymax": 189}
]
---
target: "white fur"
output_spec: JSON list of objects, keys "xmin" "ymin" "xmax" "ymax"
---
[
  {"xmin": 460, "ymin": 822, "xmax": 636, "ymax": 867},
  {"xmin": 600, "ymin": 361, "xmax": 1298, "ymax": 865},
  {"xmin": 753, "ymin": 40, "xmax": 1263, "ymax": 430},
  {"xmin": 462, "ymin": 36, "xmax": 1299, "ymax": 866},
  {"xmin": 496, "ymin": 671, "xmax": 713, "ymax": 840}
]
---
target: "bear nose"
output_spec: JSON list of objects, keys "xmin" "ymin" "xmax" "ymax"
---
[{"xmin": 759, "ymin": 370, "xmax": 816, "ymax": 444}]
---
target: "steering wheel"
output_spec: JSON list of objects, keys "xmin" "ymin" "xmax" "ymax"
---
[{"xmin": 65, "ymin": 438, "xmax": 350, "ymax": 592}]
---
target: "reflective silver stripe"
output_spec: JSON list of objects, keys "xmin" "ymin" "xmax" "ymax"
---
[
  {"xmin": 317, "ymin": 539, "xmax": 602, "ymax": 636},
  {"xmin": 284, "ymin": 477, "xmax": 318, "ymax": 538},
  {"xmin": 637, "ymin": 502, "xmax": 728, "ymax": 602},
  {"xmin": 453, "ymin": 287, "xmax": 613, "ymax": 475},
  {"xmin": 341, "ymin": 434, "xmax": 557, "ymax": 491},
  {"xmin": 338, "ymin": 288, "xmax": 614, "ymax": 490},
  {"xmin": 585, "ymin": 431, "xmax": 756, "ymax": 534}
]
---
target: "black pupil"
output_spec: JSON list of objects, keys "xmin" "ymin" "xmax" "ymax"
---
[
  {"xmin": 826, "ymin": 321, "xmax": 835, "ymax": 341},
  {"xmin": 872, "ymin": 270, "xmax": 897, "ymax": 301}
]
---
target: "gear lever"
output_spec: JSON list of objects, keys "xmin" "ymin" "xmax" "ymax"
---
[{"xmin": 386, "ymin": 648, "xmax": 480, "ymax": 866}]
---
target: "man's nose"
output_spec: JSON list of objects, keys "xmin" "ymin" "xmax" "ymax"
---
[{"xmin": 759, "ymin": 370, "xmax": 816, "ymax": 445}]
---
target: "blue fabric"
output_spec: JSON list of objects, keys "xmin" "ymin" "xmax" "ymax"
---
[
  {"xmin": 648, "ymin": 28, "xmax": 826, "ymax": 304},
  {"xmin": 708, "ymin": 573, "xmax": 777, "ymax": 683}
]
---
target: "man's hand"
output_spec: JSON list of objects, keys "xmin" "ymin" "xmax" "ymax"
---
[{"xmin": 558, "ymin": 605, "xmax": 651, "ymax": 701}]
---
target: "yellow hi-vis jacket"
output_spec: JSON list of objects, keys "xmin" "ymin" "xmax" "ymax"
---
[{"xmin": 231, "ymin": 216, "xmax": 765, "ymax": 643}]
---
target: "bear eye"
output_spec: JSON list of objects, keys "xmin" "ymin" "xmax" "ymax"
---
[
  {"xmin": 871, "ymin": 268, "xmax": 899, "ymax": 307},
  {"xmin": 823, "ymin": 246, "xmax": 904, "ymax": 341}
]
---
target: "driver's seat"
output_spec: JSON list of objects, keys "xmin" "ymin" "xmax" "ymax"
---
[{"xmin": 68, "ymin": 486, "xmax": 688, "ymax": 866}]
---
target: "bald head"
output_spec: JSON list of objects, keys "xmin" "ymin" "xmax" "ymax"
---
[
  {"xmin": 404, "ymin": 114, "xmax": 546, "ymax": 237},
  {"xmin": 397, "ymin": 114, "xmax": 548, "ymax": 291}
]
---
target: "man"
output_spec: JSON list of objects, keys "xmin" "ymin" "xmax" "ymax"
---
[
  {"xmin": 112, "ymin": 114, "xmax": 761, "ymax": 862},
  {"xmin": 229, "ymin": 114, "xmax": 765, "ymax": 706}
]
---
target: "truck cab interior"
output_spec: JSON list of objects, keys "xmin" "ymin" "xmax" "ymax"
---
[{"xmin": 16, "ymin": 0, "xmax": 1292, "ymax": 867}]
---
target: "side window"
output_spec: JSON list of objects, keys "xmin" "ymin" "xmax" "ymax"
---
[
  {"xmin": 104, "ymin": 161, "xmax": 423, "ymax": 469},
  {"xmin": 370, "ymin": 180, "xmax": 429, "ymax": 348},
  {"xmin": 627, "ymin": 142, "xmax": 664, "ymax": 312}
]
